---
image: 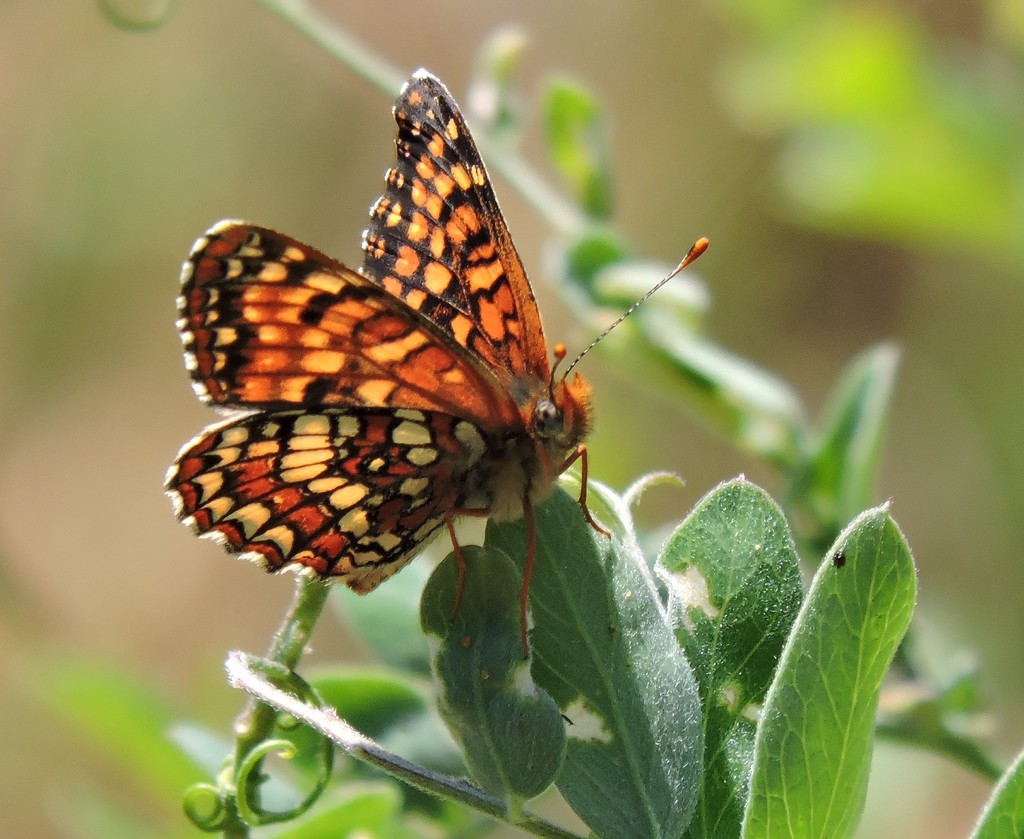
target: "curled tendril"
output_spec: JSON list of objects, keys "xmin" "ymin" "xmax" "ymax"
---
[
  {"xmin": 233, "ymin": 663, "xmax": 335, "ymax": 825},
  {"xmin": 182, "ymin": 782, "xmax": 227, "ymax": 832},
  {"xmin": 622, "ymin": 470, "xmax": 686, "ymax": 511},
  {"xmin": 97, "ymin": 0, "xmax": 176, "ymax": 32}
]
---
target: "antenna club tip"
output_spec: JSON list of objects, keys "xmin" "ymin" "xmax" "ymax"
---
[
  {"xmin": 683, "ymin": 236, "xmax": 709, "ymax": 264},
  {"xmin": 669, "ymin": 236, "xmax": 709, "ymax": 278},
  {"xmin": 553, "ymin": 342, "xmax": 567, "ymax": 361}
]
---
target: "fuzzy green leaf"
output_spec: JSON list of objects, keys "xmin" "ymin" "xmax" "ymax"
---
[
  {"xmin": 970, "ymin": 746, "xmax": 1024, "ymax": 839},
  {"xmin": 421, "ymin": 546, "xmax": 565, "ymax": 806},
  {"xmin": 637, "ymin": 314, "xmax": 807, "ymax": 468},
  {"xmin": 742, "ymin": 505, "xmax": 916, "ymax": 839},
  {"xmin": 488, "ymin": 483, "xmax": 702, "ymax": 839},
  {"xmin": 658, "ymin": 478, "xmax": 803, "ymax": 839}
]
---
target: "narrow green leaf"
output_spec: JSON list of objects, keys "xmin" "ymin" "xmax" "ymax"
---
[
  {"xmin": 488, "ymin": 484, "xmax": 703, "ymax": 839},
  {"xmin": 637, "ymin": 316, "xmax": 807, "ymax": 467},
  {"xmin": 658, "ymin": 478, "xmax": 803, "ymax": 839},
  {"xmin": 542, "ymin": 78, "xmax": 614, "ymax": 218},
  {"xmin": 969, "ymin": 746, "xmax": 1024, "ymax": 839},
  {"xmin": 39, "ymin": 658, "xmax": 203, "ymax": 796},
  {"xmin": 788, "ymin": 342, "xmax": 900, "ymax": 555},
  {"xmin": 421, "ymin": 546, "xmax": 566, "ymax": 805},
  {"xmin": 742, "ymin": 505, "xmax": 917, "ymax": 839}
]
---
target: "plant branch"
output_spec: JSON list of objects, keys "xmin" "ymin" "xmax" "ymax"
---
[
  {"xmin": 226, "ymin": 651, "xmax": 586, "ymax": 839},
  {"xmin": 252, "ymin": 0, "xmax": 586, "ymax": 238}
]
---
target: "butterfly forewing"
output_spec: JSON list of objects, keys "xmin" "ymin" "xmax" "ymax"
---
[
  {"xmin": 362, "ymin": 70, "xmax": 550, "ymax": 383},
  {"xmin": 179, "ymin": 221, "xmax": 518, "ymax": 428}
]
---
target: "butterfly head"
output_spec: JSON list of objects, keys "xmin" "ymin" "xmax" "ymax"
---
[{"xmin": 531, "ymin": 343, "xmax": 593, "ymax": 457}]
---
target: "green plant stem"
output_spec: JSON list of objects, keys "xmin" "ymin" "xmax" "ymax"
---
[
  {"xmin": 252, "ymin": 0, "xmax": 587, "ymax": 239},
  {"xmin": 226, "ymin": 651, "xmax": 585, "ymax": 839},
  {"xmin": 228, "ymin": 576, "xmax": 331, "ymax": 831},
  {"xmin": 253, "ymin": 0, "xmax": 405, "ymax": 95},
  {"xmin": 880, "ymin": 722, "xmax": 1003, "ymax": 782}
]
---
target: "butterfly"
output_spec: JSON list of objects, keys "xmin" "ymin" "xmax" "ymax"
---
[{"xmin": 166, "ymin": 69, "xmax": 605, "ymax": 655}]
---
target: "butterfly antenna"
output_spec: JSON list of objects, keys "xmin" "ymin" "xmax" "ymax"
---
[
  {"xmin": 561, "ymin": 237, "xmax": 709, "ymax": 380},
  {"xmin": 548, "ymin": 343, "xmax": 569, "ymax": 397}
]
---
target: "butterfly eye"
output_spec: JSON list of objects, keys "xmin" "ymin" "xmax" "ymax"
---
[{"xmin": 532, "ymin": 399, "xmax": 563, "ymax": 439}]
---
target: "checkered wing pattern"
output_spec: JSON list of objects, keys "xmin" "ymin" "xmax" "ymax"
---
[
  {"xmin": 177, "ymin": 221, "xmax": 518, "ymax": 428},
  {"xmin": 170, "ymin": 408, "xmax": 487, "ymax": 590},
  {"xmin": 362, "ymin": 70, "xmax": 550, "ymax": 383},
  {"xmin": 167, "ymin": 70, "xmax": 596, "ymax": 605}
]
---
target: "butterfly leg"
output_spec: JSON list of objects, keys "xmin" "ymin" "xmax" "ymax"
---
[
  {"xmin": 444, "ymin": 508, "xmax": 493, "ymax": 625},
  {"xmin": 448, "ymin": 505, "xmax": 533, "ymax": 658},
  {"xmin": 560, "ymin": 444, "xmax": 611, "ymax": 537},
  {"xmin": 444, "ymin": 515, "xmax": 469, "ymax": 623}
]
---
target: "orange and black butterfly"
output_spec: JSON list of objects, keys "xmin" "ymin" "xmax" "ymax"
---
[{"xmin": 166, "ymin": 70, "xmax": 602, "ymax": 652}]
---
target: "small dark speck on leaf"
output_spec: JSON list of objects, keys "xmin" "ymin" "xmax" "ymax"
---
[{"xmin": 832, "ymin": 551, "xmax": 847, "ymax": 569}]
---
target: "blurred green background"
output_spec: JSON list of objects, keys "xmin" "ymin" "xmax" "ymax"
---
[{"xmin": 2, "ymin": 1, "xmax": 1022, "ymax": 837}]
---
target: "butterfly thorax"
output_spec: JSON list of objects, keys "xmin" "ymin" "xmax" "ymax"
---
[{"xmin": 463, "ymin": 371, "xmax": 593, "ymax": 521}]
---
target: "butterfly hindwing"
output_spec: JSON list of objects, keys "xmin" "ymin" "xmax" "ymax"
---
[{"xmin": 167, "ymin": 406, "xmax": 490, "ymax": 592}]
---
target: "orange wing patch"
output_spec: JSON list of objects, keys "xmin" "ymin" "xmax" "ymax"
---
[
  {"xmin": 362, "ymin": 70, "xmax": 550, "ymax": 384},
  {"xmin": 179, "ymin": 221, "xmax": 519, "ymax": 429}
]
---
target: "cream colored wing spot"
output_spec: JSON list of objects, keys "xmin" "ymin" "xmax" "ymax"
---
[
  {"xmin": 280, "ymin": 449, "xmax": 334, "ymax": 470},
  {"xmin": 454, "ymin": 421, "xmax": 486, "ymax": 461},
  {"xmin": 308, "ymin": 476, "xmax": 347, "ymax": 494},
  {"xmin": 400, "ymin": 477, "xmax": 430, "ymax": 496},
  {"xmin": 373, "ymin": 532, "xmax": 403, "ymax": 552},
  {"xmin": 211, "ymin": 446, "xmax": 241, "ymax": 466},
  {"xmin": 226, "ymin": 502, "xmax": 273, "ymax": 538},
  {"xmin": 339, "ymin": 507, "xmax": 370, "ymax": 538},
  {"xmin": 288, "ymin": 434, "xmax": 330, "ymax": 452},
  {"xmin": 406, "ymin": 446, "xmax": 438, "ymax": 467},
  {"xmin": 194, "ymin": 471, "xmax": 224, "ymax": 504},
  {"xmin": 335, "ymin": 415, "xmax": 361, "ymax": 438},
  {"xmin": 201, "ymin": 496, "xmax": 233, "ymax": 524},
  {"xmin": 395, "ymin": 408, "xmax": 427, "ymax": 422},
  {"xmin": 293, "ymin": 414, "xmax": 331, "ymax": 435},
  {"xmin": 247, "ymin": 440, "xmax": 279, "ymax": 459},
  {"xmin": 280, "ymin": 464, "xmax": 327, "ymax": 484},
  {"xmin": 256, "ymin": 525, "xmax": 295, "ymax": 555},
  {"xmin": 221, "ymin": 426, "xmax": 251, "ymax": 446},
  {"xmin": 330, "ymin": 484, "xmax": 369, "ymax": 510},
  {"xmin": 392, "ymin": 420, "xmax": 432, "ymax": 446}
]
